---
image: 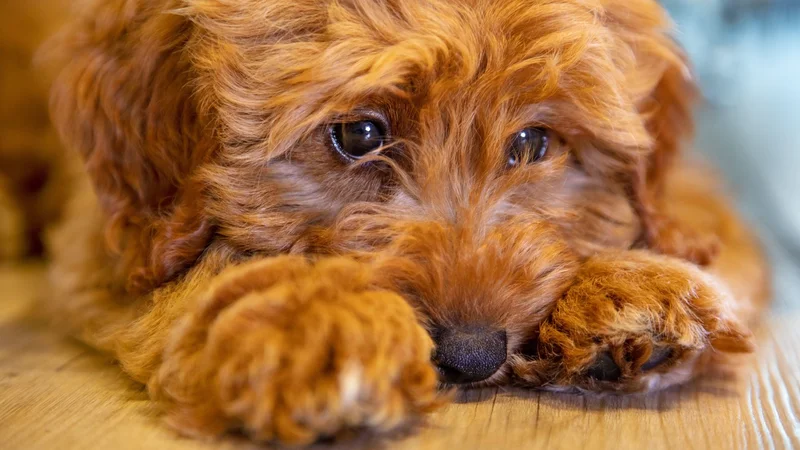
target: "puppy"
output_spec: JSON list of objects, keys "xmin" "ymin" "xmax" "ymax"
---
[{"xmin": 6, "ymin": 0, "xmax": 772, "ymax": 445}]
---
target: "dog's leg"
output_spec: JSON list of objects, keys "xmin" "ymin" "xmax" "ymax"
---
[
  {"xmin": 43, "ymin": 175, "xmax": 439, "ymax": 443},
  {"xmin": 513, "ymin": 167, "xmax": 770, "ymax": 392},
  {"xmin": 50, "ymin": 248, "xmax": 440, "ymax": 443},
  {"xmin": 147, "ymin": 255, "xmax": 441, "ymax": 443},
  {"xmin": 514, "ymin": 250, "xmax": 756, "ymax": 392}
]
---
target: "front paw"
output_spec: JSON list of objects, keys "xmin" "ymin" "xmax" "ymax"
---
[
  {"xmin": 512, "ymin": 251, "xmax": 753, "ymax": 392},
  {"xmin": 152, "ymin": 256, "xmax": 441, "ymax": 445}
]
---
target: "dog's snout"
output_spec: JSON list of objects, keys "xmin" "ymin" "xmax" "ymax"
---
[{"xmin": 432, "ymin": 326, "xmax": 507, "ymax": 384}]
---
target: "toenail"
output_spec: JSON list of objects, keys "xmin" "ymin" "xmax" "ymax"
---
[{"xmin": 586, "ymin": 352, "xmax": 621, "ymax": 382}]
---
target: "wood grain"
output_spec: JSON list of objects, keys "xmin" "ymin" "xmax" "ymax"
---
[{"xmin": 1, "ymin": 264, "xmax": 798, "ymax": 450}]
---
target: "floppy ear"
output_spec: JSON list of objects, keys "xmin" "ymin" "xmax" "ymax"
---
[
  {"xmin": 629, "ymin": 54, "xmax": 720, "ymax": 265},
  {"xmin": 604, "ymin": 0, "xmax": 718, "ymax": 265},
  {"xmin": 47, "ymin": 0, "xmax": 215, "ymax": 292}
]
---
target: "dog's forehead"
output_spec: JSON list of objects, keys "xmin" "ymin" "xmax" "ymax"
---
[
  {"xmin": 191, "ymin": 0, "xmax": 620, "ymax": 94},
  {"xmin": 317, "ymin": 0, "xmax": 645, "ymax": 144},
  {"xmin": 318, "ymin": 0, "xmax": 614, "ymax": 95},
  {"xmin": 187, "ymin": 0, "xmax": 657, "ymax": 154}
]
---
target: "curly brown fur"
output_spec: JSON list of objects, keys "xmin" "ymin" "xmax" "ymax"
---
[
  {"xmin": 151, "ymin": 256, "xmax": 441, "ymax": 443},
  {"xmin": 1, "ymin": 0, "xmax": 770, "ymax": 444}
]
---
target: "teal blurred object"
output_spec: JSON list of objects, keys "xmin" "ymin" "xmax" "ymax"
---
[
  {"xmin": 664, "ymin": 0, "xmax": 800, "ymax": 104},
  {"xmin": 664, "ymin": 0, "xmax": 800, "ymax": 310}
]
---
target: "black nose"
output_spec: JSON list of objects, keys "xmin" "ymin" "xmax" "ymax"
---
[{"xmin": 432, "ymin": 327, "xmax": 507, "ymax": 384}]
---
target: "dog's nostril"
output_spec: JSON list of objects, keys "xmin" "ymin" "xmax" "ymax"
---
[{"xmin": 431, "ymin": 327, "xmax": 507, "ymax": 384}]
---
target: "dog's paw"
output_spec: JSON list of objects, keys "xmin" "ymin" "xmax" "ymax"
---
[
  {"xmin": 151, "ymin": 256, "xmax": 441, "ymax": 445},
  {"xmin": 511, "ymin": 251, "xmax": 753, "ymax": 392}
]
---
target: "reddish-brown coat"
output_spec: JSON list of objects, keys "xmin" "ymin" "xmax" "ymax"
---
[{"xmin": 0, "ymin": 0, "xmax": 770, "ymax": 445}]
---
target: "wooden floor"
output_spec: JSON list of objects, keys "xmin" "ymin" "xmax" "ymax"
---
[{"xmin": 1, "ymin": 263, "xmax": 798, "ymax": 450}]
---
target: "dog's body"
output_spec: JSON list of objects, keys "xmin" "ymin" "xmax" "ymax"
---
[{"xmin": 1, "ymin": 0, "xmax": 770, "ymax": 445}]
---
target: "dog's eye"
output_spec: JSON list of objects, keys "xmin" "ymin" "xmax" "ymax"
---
[
  {"xmin": 329, "ymin": 120, "xmax": 386, "ymax": 160},
  {"xmin": 507, "ymin": 127, "xmax": 549, "ymax": 167}
]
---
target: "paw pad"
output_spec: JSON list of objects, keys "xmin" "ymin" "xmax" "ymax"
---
[
  {"xmin": 585, "ymin": 345, "xmax": 674, "ymax": 384},
  {"xmin": 641, "ymin": 346, "xmax": 673, "ymax": 372},
  {"xmin": 586, "ymin": 352, "xmax": 621, "ymax": 382}
]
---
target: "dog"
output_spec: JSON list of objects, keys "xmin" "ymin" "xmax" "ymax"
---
[{"xmin": 0, "ymin": 0, "xmax": 770, "ymax": 445}]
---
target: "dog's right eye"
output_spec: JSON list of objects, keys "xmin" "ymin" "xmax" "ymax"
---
[
  {"xmin": 507, "ymin": 127, "xmax": 549, "ymax": 168},
  {"xmin": 329, "ymin": 120, "xmax": 386, "ymax": 161}
]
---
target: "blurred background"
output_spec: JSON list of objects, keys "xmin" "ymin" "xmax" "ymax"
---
[{"xmin": 664, "ymin": 0, "xmax": 800, "ymax": 310}]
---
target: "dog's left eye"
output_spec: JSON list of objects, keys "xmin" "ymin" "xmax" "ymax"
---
[
  {"xmin": 507, "ymin": 127, "xmax": 549, "ymax": 167},
  {"xmin": 329, "ymin": 120, "xmax": 386, "ymax": 160}
]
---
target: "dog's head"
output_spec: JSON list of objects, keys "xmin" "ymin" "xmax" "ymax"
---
[{"xmin": 50, "ymin": 0, "xmax": 697, "ymax": 385}]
